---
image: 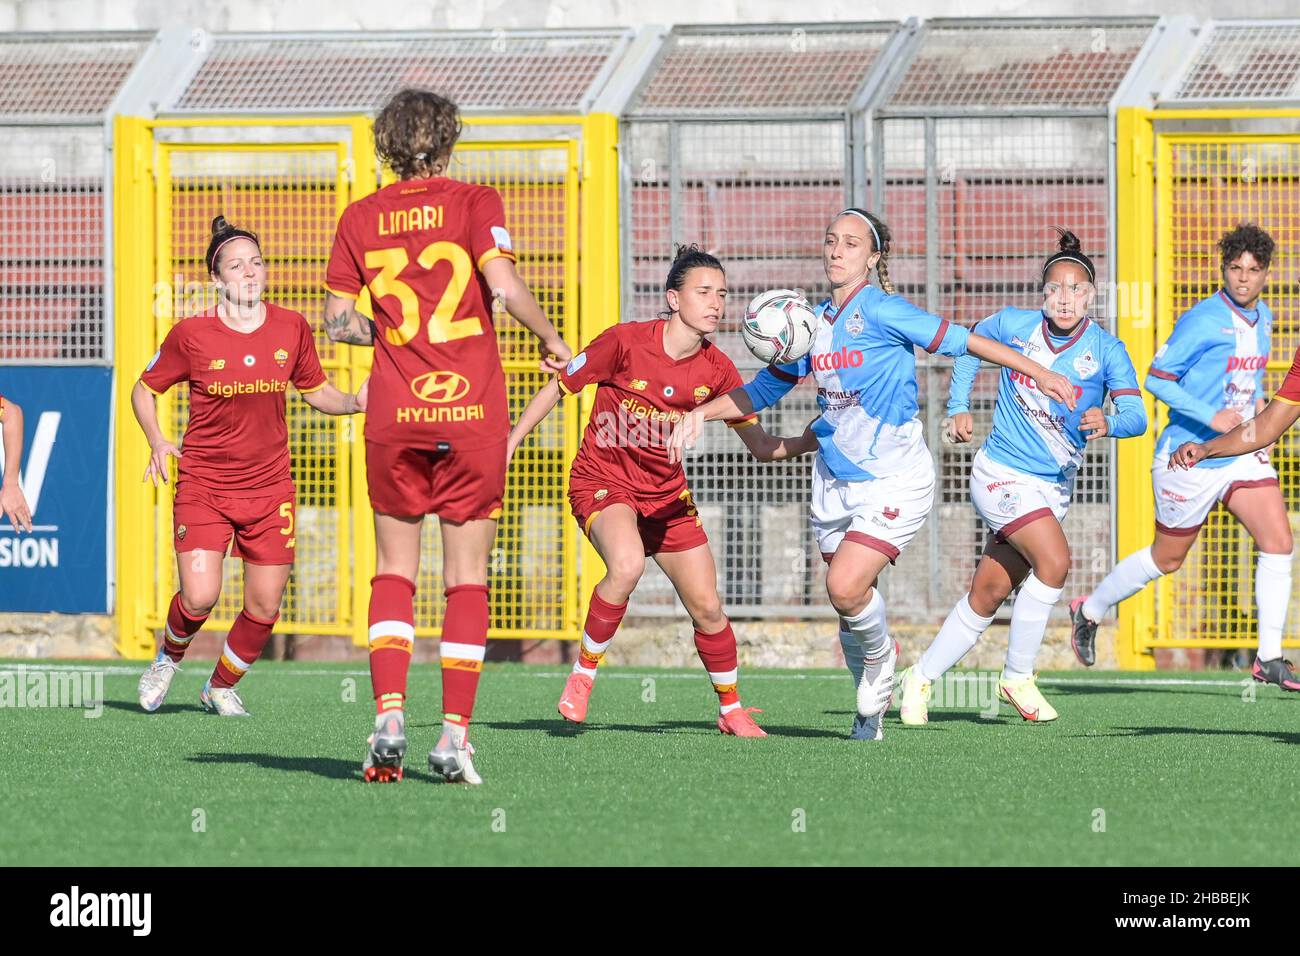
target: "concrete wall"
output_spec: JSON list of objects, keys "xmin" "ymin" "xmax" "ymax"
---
[
  {"xmin": 3, "ymin": 0, "xmax": 1298, "ymax": 33},
  {"xmin": 0, "ymin": 610, "xmax": 1119, "ymax": 674}
]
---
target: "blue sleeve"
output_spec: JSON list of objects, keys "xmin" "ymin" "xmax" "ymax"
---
[
  {"xmin": 1144, "ymin": 312, "xmax": 1218, "ymax": 426},
  {"xmin": 1144, "ymin": 374, "xmax": 1217, "ymax": 428},
  {"xmin": 1148, "ymin": 310, "xmax": 1208, "ymax": 382},
  {"xmin": 877, "ymin": 295, "xmax": 968, "ymax": 358},
  {"xmin": 1101, "ymin": 338, "xmax": 1147, "ymax": 438},
  {"xmin": 946, "ymin": 312, "xmax": 1003, "ymax": 415},
  {"xmin": 1106, "ymin": 393, "xmax": 1148, "ymax": 439},
  {"xmin": 742, "ymin": 356, "xmax": 807, "ymax": 413}
]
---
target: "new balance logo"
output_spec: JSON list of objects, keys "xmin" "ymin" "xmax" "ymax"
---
[{"xmin": 208, "ymin": 359, "xmax": 226, "ymax": 370}]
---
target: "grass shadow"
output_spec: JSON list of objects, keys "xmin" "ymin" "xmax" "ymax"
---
[
  {"xmin": 477, "ymin": 717, "xmax": 846, "ymax": 740},
  {"xmin": 186, "ymin": 751, "xmax": 440, "ymax": 783},
  {"xmin": 1043, "ymin": 683, "xmax": 1242, "ymax": 701},
  {"xmin": 1072, "ymin": 726, "xmax": 1300, "ymax": 746},
  {"xmin": 100, "ymin": 698, "xmax": 202, "ymax": 716}
]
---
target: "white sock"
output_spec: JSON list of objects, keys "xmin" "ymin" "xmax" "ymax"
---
[
  {"xmin": 919, "ymin": 594, "xmax": 994, "ymax": 682},
  {"xmin": 1003, "ymin": 573, "xmax": 1064, "ymax": 680},
  {"xmin": 838, "ymin": 620, "xmax": 864, "ymax": 686},
  {"xmin": 571, "ymin": 632, "xmax": 613, "ymax": 678},
  {"xmin": 843, "ymin": 590, "xmax": 889, "ymax": 661},
  {"xmin": 1256, "ymin": 551, "xmax": 1293, "ymax": 662},
  {"xmin": 1082, "ymin": 546, "xmax": 1162, "ymax": 623}
]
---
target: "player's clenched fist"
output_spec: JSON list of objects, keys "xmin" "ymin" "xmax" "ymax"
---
[
  {"xmin": 1079, "ymin": 407, "xmax": 1108, "ymax": 441},
  {"xmin": 943, "ymin": 412, "xmax": 974, "ymax": 444},
  {"xmin": 1168, "ymin": 441, "xmax": 1207, "ymax": 470},
  {"xmin": 539, "ymin": 336, "xmax": 572, "ymax": 374}
]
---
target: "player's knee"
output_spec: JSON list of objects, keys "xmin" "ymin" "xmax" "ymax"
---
[
  {"xmin": 1152, "ymin": 550, "xmax": 1184, "ymax": 575},
  {"xmin": 605, "ymin": 554, "xmax": 644, "ymax": 594},
  {"xmin": 968, "ymin": 583, "xmax": 1007, "ymax": 617},
  {"xmin": 1260, "ymin": 527, "xmax": 1294, "ymax": 555},
  {"xmin": 1034, "ymin": 552, "xmax": 1070, "ymax": 589},
  {"xmin": 691, "ymin": 602, "xmax": 726, "ymax": 633},
  {"xmin": 181, "ymin": 590, "xmax": 218, "ymax": 618},
  {"xmin": 824, "ymin": 574, "xmax": 867, "ymax": 617},
  {"xmin": 243, "ymin": 596, "xmax": 282, "ymax": 621}
]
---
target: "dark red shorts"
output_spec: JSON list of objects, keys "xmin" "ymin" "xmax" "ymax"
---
[
  {"xmin": 366, "ymin": 440, "xmax": 505, "ymax": 522},
  {"xmin": 172, "ymin": 480, "xmax": 297, "ymax": 566},
  {"xmin": 568, "ymin": 481, "xmax": 708, "ymax": 556}
]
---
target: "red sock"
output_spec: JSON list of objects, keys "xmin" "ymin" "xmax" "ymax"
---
[
  {"xmin": 211, "ymin": 609, "xmax": 278, "ymax": 688},
  {"xmin": 694, "ymin": 621, "xmax": 740, "ymax": 709},
  {"xmin": 369, "ymin": 574, "xmax": 415, "ymax": 714},
  {"xmin": 574, "ymin": 588, "xmax": 627, "ymax": 676},
  {"xmin": 440, "ymin": 584, "xmax": 489, "ymax": 727},
  {"xmin": 163, "ymin": 591, "xmax": 207, "ymax": 662}
]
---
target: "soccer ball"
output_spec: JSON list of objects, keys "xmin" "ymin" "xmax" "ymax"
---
[{"xmin": 741, "ymin": 289, "xmax": 817, "ymax": 365}]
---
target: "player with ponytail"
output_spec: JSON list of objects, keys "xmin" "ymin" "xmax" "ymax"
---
[
  {"xmin": 899, "ymin": 229, "xmax": 1147, "ymax": 725},
  {"xmin": 672, "ymin": 208, "xmax": 1080, "ymax": 740}
]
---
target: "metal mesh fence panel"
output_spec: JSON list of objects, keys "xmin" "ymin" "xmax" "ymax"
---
[
  {"xmin": 1159, "ymin": 139, "xmax": 1300, "ymax": 646},
  {"xmin": 157, "ymin": 145, "xmax": 350, "ymax": 633},
  {"xmin": 0, "ymin": 34, "xmax": 148, "ymax": 120},
  {"xmin": 1173, "ymin": 23, "xmax": 1300, "ymax": 103},
  {"xmin": 887, "ymin": 19, "xmax": 1155, "ymax": 112},
  {"xmin": 879, "ymin": 113, "xmax": 1115, "ymax": 622},
  {"xmin": 0, "ymin": 126, "xmax": 107, "ymax": 362},
  {"xmin": 623, "ymin": 118, "xmax": 848, "ymax": 618},
  {"xmin": 633, "ymin": 24, "xmax": 893, "ymax": 117},
  {"xmin": 411, "ymin": 144, "xmax": 579, "ymax": 637},
  {"xmin": 171, "ymin": 32, "xmax": 627, "ymax": 113}
]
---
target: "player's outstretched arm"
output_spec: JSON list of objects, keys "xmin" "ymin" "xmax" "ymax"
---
[
  {"xmin": 733, "ymin": 420, "xmax": 818, "ymax": 462},
  {"xmin": 132, "ymin": 380, "xmax": 182, "ymax": 487},
  {"xmin": 323, "ymin": 293, "xmax": 375, "ymax": 346},
  {"xmin": 507, "ymin": 378, "xmax": 563, "ymax": 467},
  {"xmin": 967, "ymin": 334, "xmax": 1077, "ymax": 411},
  {"xmin": 0, "ymin": 399, "xmax": 32, "ymax": 532},
  {"xmin": 481, "ymin": 258, "xmax": 571, "ymax": 374},
  {"xmin": 299, "ymin": 381, "xmax": 365, "ymax": 416},
  {"xmin": 1177, "ymin": 398, "xmax": 1300, "ymax": 468},
  {"xmin": 668, "ymin": 387, "xmax": 756, "ymax": 464}
]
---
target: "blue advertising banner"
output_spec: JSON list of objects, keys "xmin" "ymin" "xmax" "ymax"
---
[{"xmin": 0, "ymin": 367, "xmax": 111, "ymax": 612}]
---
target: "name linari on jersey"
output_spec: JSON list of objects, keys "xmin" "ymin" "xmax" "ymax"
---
[{"xmin": 378, "ymin": 205, "xmax": 445, "ymax": 236}]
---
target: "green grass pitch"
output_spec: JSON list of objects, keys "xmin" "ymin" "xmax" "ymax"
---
[{"xmin": 2, "ymin": 660, "xmax": 1294, "ymax": 866}]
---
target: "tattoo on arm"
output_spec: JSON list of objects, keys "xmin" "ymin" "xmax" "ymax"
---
[{"xmin": 325, "ymin": 304, "xmax": 375, "ymax": 345}]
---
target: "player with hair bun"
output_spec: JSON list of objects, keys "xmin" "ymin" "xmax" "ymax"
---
[
  {"xmin": 1074, "ymin": 223, "xmax": 1298, "ymax": 691},
  {"xmin": 133, "ymin": 215, "xmax": 365, "ymax": 717},
  {"xmin": 671, "ymin": 208, "xmax": 1080, "ymax": 741},
  {"xmin": 509, "ymin": 244, "xmax": 816, "ymax": 734},
  {"xmin": 897, "ymin": 229, "xmax": 1147, "ymax": 725}
]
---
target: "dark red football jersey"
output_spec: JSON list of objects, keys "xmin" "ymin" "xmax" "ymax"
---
[
  {"xmin": 325, "ymin": 177, "xmax": 516, "ymax": 451},
  {"xmin": 1274, "ymin": 346, "xmax": 1300, "ymax": 405},
  {"xmin": 558, "ymin": 319, "xmax": 757, "ymax": 497},
  {"xmin": 140, "ymin": 304, "xmax": 327, "ymax": 491}
]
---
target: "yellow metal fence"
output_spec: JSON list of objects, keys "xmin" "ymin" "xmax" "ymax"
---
[
  {"xmin": 1116, "ymin": 110, "xmax": 1300, "ymax": 663},
  {"xmin": 114, "ymin": 115, "xmax": 617, "ymax": 658}
]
